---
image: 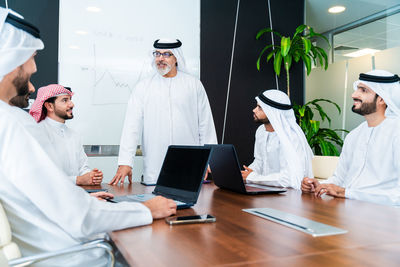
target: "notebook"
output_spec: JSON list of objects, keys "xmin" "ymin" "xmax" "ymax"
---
[
  {"xmin": 111, "ymin": 145, "xmax": 212, "ymax": 209},
  {"xmin": 206, "ymin": 144, "xmax": 286, "ymax": 195}
]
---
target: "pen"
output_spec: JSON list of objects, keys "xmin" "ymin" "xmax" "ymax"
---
[{"xmin": 253, "ymin": 210, "xmax": 315, "ymax": 233}]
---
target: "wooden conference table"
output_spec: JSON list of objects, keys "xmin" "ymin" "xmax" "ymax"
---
[{"xmin": 92, "ymin": 183, "xmax": 400, "ymax": 266}]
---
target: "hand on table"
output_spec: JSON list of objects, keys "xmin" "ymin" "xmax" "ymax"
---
[
  {"xmin": 77, "ymin": 168, "xmax": 103, "ymax": 185},
  {"xmin": 315, "ymin": 183, "xmax": 346, "ymax": 198},
  {"xmin": 143, "ymin": 196, "xmax": 177, "ymax": 219},
  {"xmin": 301, "ymin": 177, "xmax": 320, "ymax": 193},
  {"xmin": 109, "ymin": 165, "xmax": 132, "ymax": 185}
]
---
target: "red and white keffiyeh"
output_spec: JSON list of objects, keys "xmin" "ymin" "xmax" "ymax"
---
[{"xmin": 29, "ymin": 84, "xmax": 73, "ymax": 122}]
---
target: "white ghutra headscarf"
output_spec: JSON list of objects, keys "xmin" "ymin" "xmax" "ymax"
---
[
  {"xmin": 256, "ymin": 89, "xmax": 314, "ymax": 189},
  {"xmin": 0, "ymin": 7, "xmax": 44, "ymax": 82},
  {"xmin": 353, "ymin": 69, "xmax": 400, "ymax": 118}
]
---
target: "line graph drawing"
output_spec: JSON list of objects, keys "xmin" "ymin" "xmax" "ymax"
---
[{"xmin": 90, "ymin": 43, "xmax": 149, "ymax": 105}]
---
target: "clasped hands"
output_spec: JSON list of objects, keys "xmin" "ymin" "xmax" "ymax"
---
[{"xmin": 301, "ymin": 177, "xmax": 345, "ymax": 198}]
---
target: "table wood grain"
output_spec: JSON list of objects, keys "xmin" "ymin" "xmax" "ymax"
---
[{"xmin": 88, "ymin": 183, "xmax": 400, "ymax": 267}]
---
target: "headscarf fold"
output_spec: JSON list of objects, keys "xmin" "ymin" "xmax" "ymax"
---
[
  {"xmin": 29, "ymin": 84, "xmax": 73, "ymax": 122},
  {"xmin": 353, "ymin": 69, "xmax": 400, "ymax": 118},
  {"xmin": 256, "ymin": 89, "xmax": 314, "ymax": 189},
  {"xmin": 151, "ymin": 38, "xmax": 188, "ymax": 74},
  {"xmin": 0, "ymin": 7, "xmax": 44, "ymax": 82}
]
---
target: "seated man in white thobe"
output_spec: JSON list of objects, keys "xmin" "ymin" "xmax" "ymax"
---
[
  {"xmin": 0, "ymin": 7, "xmax": 176, "ymax": 266},
  {"xmin": 241, "ymin": 89, "xmax": 314, "ymax": 189},
  {"xmin": 301, "ymin": 70, "xmax": 400, "ymax": 206},
  {"xmin": 29, "ymin": 84, "xmax": 103, "ymax": 185},
  {"xmin": 111, "ymin": 38, "xmax": 218, "ymax": 185}
]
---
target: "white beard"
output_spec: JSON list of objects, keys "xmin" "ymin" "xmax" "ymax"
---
[{"xmin": 156, "ymin": 64, "xmax": 172, "ymax": 76}]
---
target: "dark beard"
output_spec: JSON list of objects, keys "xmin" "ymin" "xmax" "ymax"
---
[
  {"xmin": 54, "ymin": 109, "xmax": 73, "ymax": 120},
  {"xmin": 351, "ymin": 98, "xmax": 377, "ymax": 115},
  {"xmin": 254, "ymin": 117, "xmax": 270, "ymax": 124},
  {"xmin": 9, "ymin": 94, "xmax": 30, "ymax": 108},
  {"xmin": 12, "ymin": 68, "xmax": 30, "ymax": 96}
]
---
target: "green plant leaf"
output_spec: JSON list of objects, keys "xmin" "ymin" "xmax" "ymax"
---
[
  {"xmin": 298, "ymin": 106, "xmax": 305, "ymax": 117},
  {"xmin": 256, "ymin": 44, "xmax": 275, "ymax": 70},
  {"xmin": 256, "ymin": 28, "xmax": 283, "ymax": 39},
  {"xmin": 310, "ymin": 120, "xmax": 320, "ymax": 134},
  {"xmin": 281, "ymin": 37, "xmax": 291, "ymax": 57},
  {"xmin": 293, "ymin": 24, "xmax": 307, "ymax": 39},
  {"xmin": 293, "ymin": 50, "xmax": 301, "ymax": 62},
  {"xmin": 266, "ymin": 49, "xmax": 276, "ymax": 62},
  {"xmin": 301, "ymin": 37, "xmax": 311, "ymax": 54},
  {"xmin": 301, "ymin": 55, "xmax": 312, "ymax": 75},
  {"xmin": 315, "ymin": 47, "xmax": 329, "ymax": 70},
  {"xmin": 311, "ymin": 102, "xmax": 330, "ymax": 125},
  {"xmin": 311, "ymin": 46, "xmax": 323, "ymax": 68},
  {"xmin": 309, "ymin": 27, "xmax": 330, "ymax": 47},
  {"xmin": 274, "ymin": 52, "xmax": 282, "ymax": 76},
  {"xmin": 308, "ymin": 98, "xmax": 341, "ymax": 114}
]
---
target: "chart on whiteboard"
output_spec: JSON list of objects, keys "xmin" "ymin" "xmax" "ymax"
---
[{"xmin": 58, "ymin": 0, "xmax": 200, "ymax": 145}]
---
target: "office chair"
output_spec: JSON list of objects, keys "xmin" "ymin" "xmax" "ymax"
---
[
  {"xmin": 312, "ymin": 155, "xmax": 339, "ymax": 180},
  {"xmin": 0, "ymin": 203, "xmax": 114, "ymax": 267}
]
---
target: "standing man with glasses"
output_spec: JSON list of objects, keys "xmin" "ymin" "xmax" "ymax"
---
[{"xmin": 110, "ymin": 39, "xmax": 217, "ymax": 185}]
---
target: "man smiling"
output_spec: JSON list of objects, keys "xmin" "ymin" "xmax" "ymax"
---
[
  {"xmin": 301, "ymin": 70, "xmax": 400, "ymax": 206},
  {"xmin": 30, "ymin": 84, "xmax": 104, "ymax": 185},
  {"xmin": 112, "ymin": 38, "xmax": 217, "ymax": 185}
]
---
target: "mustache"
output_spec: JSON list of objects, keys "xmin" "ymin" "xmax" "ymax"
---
[{"xmin": 353, "ymin": 98, "xmax": 362, "ymax": 103}]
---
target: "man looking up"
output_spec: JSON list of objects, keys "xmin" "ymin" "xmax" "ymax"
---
[
  {"xmin": 111, "ymin": 38, "xmax": 217, "ymax": 185},
  {"xmin": 301, "ymin": 70, "xmax": 400, "ymax": 206},
  {"xmin": 29, "ymin": 84, "xmax": 103, "ymax": 185},
  {"xmin": 241, "ymin": 89, "xmax": 314, "ymax": 189},
  {"xmin": 0, "ymin": 7, "xmax": 176, "ymax": 266}
]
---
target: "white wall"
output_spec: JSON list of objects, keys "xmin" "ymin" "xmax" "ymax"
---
[{"xmin": 306, "ymin": 46, "xmax": 400, "ymax": 147}]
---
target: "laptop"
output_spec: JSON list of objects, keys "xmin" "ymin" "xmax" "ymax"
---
[
  {"xmin": 112, "ymin": 145, "xmax": 212, "ymax": 209},
  {"xmin": 206, "ymin": 144, "xmax": 286, "ymax": 195}
]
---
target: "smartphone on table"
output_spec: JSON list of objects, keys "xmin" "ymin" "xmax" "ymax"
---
[{"xmin": 165, "ymin": 214, "xmax": 216, "ymax": 225}]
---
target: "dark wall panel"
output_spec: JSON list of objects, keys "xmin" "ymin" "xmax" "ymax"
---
[
  {"xmin": 0, "ymin": 0, "xmax": 59, "ymax": 96},
  {"xmin": 201, "ymin": 0, "xmax": 304, "ymax": 165}
]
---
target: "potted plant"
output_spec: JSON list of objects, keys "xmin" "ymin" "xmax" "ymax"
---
[
  {"xmin": 292, "ymin": 99, "xmax": 348, "ymax": 156},
  {"xmin": 256, "ymin": 25, "xmax": 347, "ymax": 156},
  {"xmin": 256, "ymin": 24, "xmax": 329, "ymax": 98}
]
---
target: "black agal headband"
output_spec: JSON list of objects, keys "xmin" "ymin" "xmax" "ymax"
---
[
  {"xmin": 359, "ymin": 73, "xmax": 400, "ymax": 83},
  {"xmin": 5, "ymin": 12, "xmax": 41, "ymax": 39},
  {"xmin": 153, "ymin": 39, "xmax": 182, "ymax": 49},
  {"xmin": 258, "ymin": 93, "xmax": 292, "ymax": 110}
]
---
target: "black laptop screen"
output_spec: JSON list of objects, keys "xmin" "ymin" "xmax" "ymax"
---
[{"xmin": 157, "ymin": 146, "xmax": 211, "ymax": 192}]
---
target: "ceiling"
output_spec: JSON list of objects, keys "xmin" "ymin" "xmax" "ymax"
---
[
  {"xmin": 306, "ymin": 0, "xmax": 400, "ymax": 62},
  {"xmin": 306, "ymin": 0, "xmax": 400, "ymax": 33}
]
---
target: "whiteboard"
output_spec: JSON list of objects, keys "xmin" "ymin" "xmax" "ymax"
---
[{"xmin": 58, "ymin": 0, "xmax": 200, "ymax": 145}]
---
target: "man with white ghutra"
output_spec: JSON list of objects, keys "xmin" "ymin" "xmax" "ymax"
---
[
  {"xmin": 302, "ymin": 70, "xmax": 400, "ymax": 206},
  {"xmin": 0, "ymin": 7, "xmax": 176, "ymax": 266},
  {"xmin": 112, "ymin": 38, "xmax": 217, "ymax": 185},
  {"xmin": 241, "ymin": 89, "xmax": 314, "ymax": 189}
]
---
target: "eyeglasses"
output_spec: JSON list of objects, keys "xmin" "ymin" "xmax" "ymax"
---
[{"xmin": 153, "ymin": 51, "xmax": 174, "ymax": 58}]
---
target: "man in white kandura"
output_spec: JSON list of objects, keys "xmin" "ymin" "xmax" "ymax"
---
[
  {"xmin": 241, "ymin": 89, "xmax": 314, "ymax": 189},
  {"xmin": 111, "ymin": 38, "xmax": 217, "ymax": 185},
  {"xmin": 0, "ymin": 7, "xmax": 176, "ymax": 266},
  {"xmin": 29, "ymin": 84, "xmax": 103, "ymax": 185},
  {"xmin": 301, "ymin": 70, "xmax": 400, "ymax": 206}
]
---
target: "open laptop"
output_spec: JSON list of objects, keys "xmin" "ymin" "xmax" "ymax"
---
[
  {"xmin": 206, "ymin": 144, "xmax": 286, "ymax": 195},
  {"xmin": 112, "ymin": 145, "xmax": 212, "ymax": 209}
]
